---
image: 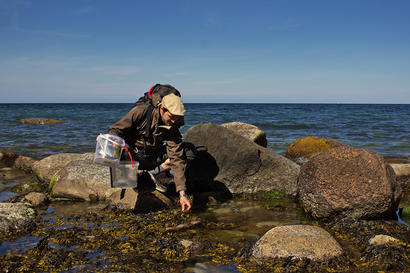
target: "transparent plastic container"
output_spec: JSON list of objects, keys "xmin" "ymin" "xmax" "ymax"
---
[
  {"xmin": 110, "ymin": 162, "xmax": 139, "ymax": 188},
  {"xmin": 94, "ymin": 134, "xmax": 126, "ymax": 166}
]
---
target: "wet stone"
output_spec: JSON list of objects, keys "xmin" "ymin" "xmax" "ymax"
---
[
  {"xmin": 0, "ymin": 203, "xmax": 37, "ymax": 234},
  {"xmin": 24, "ymin": 192, "xmax": 48, "ymax": 207}
]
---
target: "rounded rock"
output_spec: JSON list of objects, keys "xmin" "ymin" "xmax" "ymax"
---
[
  {"xmin": 286, "ymin": 136, "xmax": 346, "ymax": 159},
  {"xmin": 252, "ymin": 225, "xmax": 343, "ymax": 261},
  {"xmin": 184, "ymin": 123, "xmax": 299, "ymax": 195},
  {"xmin": 25, "ymin": 192, "xmax": 48, "ymax": 206},
  {"xmin": 298, "ymin": 146, "xmax": 402, "ymax": 220}
]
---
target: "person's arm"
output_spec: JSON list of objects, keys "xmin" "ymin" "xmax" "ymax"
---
[{"xmin": 166, "ymin": 128, "xmax": 191, "ymax": 212}]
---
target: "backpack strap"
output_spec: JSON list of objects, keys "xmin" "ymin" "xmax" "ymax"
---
[{"xmin": 141, "ymin": 103, "xmax": 154, "ymax": 153}]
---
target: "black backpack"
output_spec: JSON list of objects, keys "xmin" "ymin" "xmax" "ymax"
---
[
  {"xmin": 135, "ymin": 84, "xmax": 181, "ymax": 108},
  {"xmin": 134, "ymin": 84, "xmax": 182, "ymax": 156}
]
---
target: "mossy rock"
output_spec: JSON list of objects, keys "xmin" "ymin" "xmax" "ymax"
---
[
  {"xmin": 10, "ymin": 181, "xmax": 45, "ymax": 194},
  {"xmin": 285, "ymin": 136, "xmax": 346, "ymax": 159}
]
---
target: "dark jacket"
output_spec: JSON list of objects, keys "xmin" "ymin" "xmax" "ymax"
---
[{"xmin": 108, "ymin": 103, "xmax": 186, "ymax": 192}]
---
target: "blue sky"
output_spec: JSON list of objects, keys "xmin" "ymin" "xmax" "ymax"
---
[{"xmin": 1, "ymin": 0, "xmax": 409, "ymax": 103}]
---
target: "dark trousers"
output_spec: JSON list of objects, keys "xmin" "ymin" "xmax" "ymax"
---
[{"xmin": 120, "ymin": 142, "xmax": 197, "ymax": 171}]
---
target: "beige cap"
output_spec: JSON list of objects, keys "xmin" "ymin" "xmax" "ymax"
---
[{"xmin": 161, "ymin": 93, "xmax": 186, "ymax": 116}]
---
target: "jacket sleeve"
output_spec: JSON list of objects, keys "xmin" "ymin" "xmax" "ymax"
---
[{"xmin": 166, "ymin": 128, "xmax": 186, "ymax": 192}]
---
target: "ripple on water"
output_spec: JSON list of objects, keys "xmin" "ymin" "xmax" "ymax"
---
[{"xmin": 0, "ymin": 236, "xmax": 42, "ymax": 255}]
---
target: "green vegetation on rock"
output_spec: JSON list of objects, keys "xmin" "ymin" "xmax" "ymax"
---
[
  {"xmin": 10, "ymin": 181, "xmax": 43, "ymax": 194},
  {"xmin": 48, "ymin": 175, "xmax": 57, "ymax": 192}
]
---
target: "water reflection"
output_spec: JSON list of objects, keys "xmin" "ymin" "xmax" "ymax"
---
[{"xmin": 0, "ymin": 236, "xmax": 41, "ymax": 255}]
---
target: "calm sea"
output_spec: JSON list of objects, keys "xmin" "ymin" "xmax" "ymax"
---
[{"xmin": 0, "ymin": 103, "xmax": 409, "ymax": 160}]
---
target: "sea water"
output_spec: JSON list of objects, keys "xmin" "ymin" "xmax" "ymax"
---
[{"xmin": 0, "ymin": 103, "xmax": 409, "ymax": 159}]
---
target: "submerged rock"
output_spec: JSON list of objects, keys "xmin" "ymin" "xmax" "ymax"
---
[
  {"xmin": 184, "ymin": 123, "xmax": 300, "ymax": 196},
  {"xmin": 220, "ymin": 121, "xmax": 267, "ymax": 147},
  {"xmin": 286, "ymin": 136, "xmax": 346, "ymax": 159},
  {"xmin": 0, "ymin": 202, "xmax": 37, "ymax": 233},
  {"xmin": 298, "ymin": 146, "xmax": 402, "ymax": 220},
  {"xmin": 19, "ymin": 118, "xmax": 65, "ymax": 124},
  {"xmin": 252, "ymin": 225, "xmax": 343, "ymax": 261}
]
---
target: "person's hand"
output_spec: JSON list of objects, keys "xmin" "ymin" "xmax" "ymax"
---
[
  {"xmin": 179, "ymin": 191, "xmax": 191, "ymax": 212},
  {"xmin": 160, "ymin": 158, "xmax": 172, "ymax": 171}
]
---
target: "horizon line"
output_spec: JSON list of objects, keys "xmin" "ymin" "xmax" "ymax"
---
[{"xmin": 1, "ymin": 102, "xmax": 409, "ymax": 105}]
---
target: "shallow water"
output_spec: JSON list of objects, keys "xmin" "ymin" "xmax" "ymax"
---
[
  {"xmin": 0, "ymin": 236, "xmax": 42, "ymax": 255},
  {"xmin": 0, "ymin": 191, "xmax": 18, "ymax": 202}
]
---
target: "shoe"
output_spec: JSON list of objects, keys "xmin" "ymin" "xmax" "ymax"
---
[{"xmin": 148, "ymin": 172, "xmax": 167, "ymax": 193}]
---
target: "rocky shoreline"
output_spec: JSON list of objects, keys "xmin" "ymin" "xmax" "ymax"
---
[{"xmin": 0, "ymin": 122, "xmax": 409, "ymax": 272}]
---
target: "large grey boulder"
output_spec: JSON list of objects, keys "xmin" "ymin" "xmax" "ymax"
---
[
  {"xmin": 32, "ymin": 153, "xmax": 83, "ymax": 182},
  {"xmin": 51, "ymin": 153, "xmax": 117, "ymax": 201},
  {"xmin": 252, "ymin": 225, "xmax": 343, "ymax": 261},
  {"xmin": 298, "ymin": 146, "xmax": 402, "ymax": 220},
  {"xmin": 220, "ymin": 121, "xmax": 267, "ymax": 147},
  {"xmin": 0, "ymin": 202, "xmax": 37, "ymax": 233},
  {"xmin": 184, "ymin": 123, "xmax": 300, "ymax": 196}
]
